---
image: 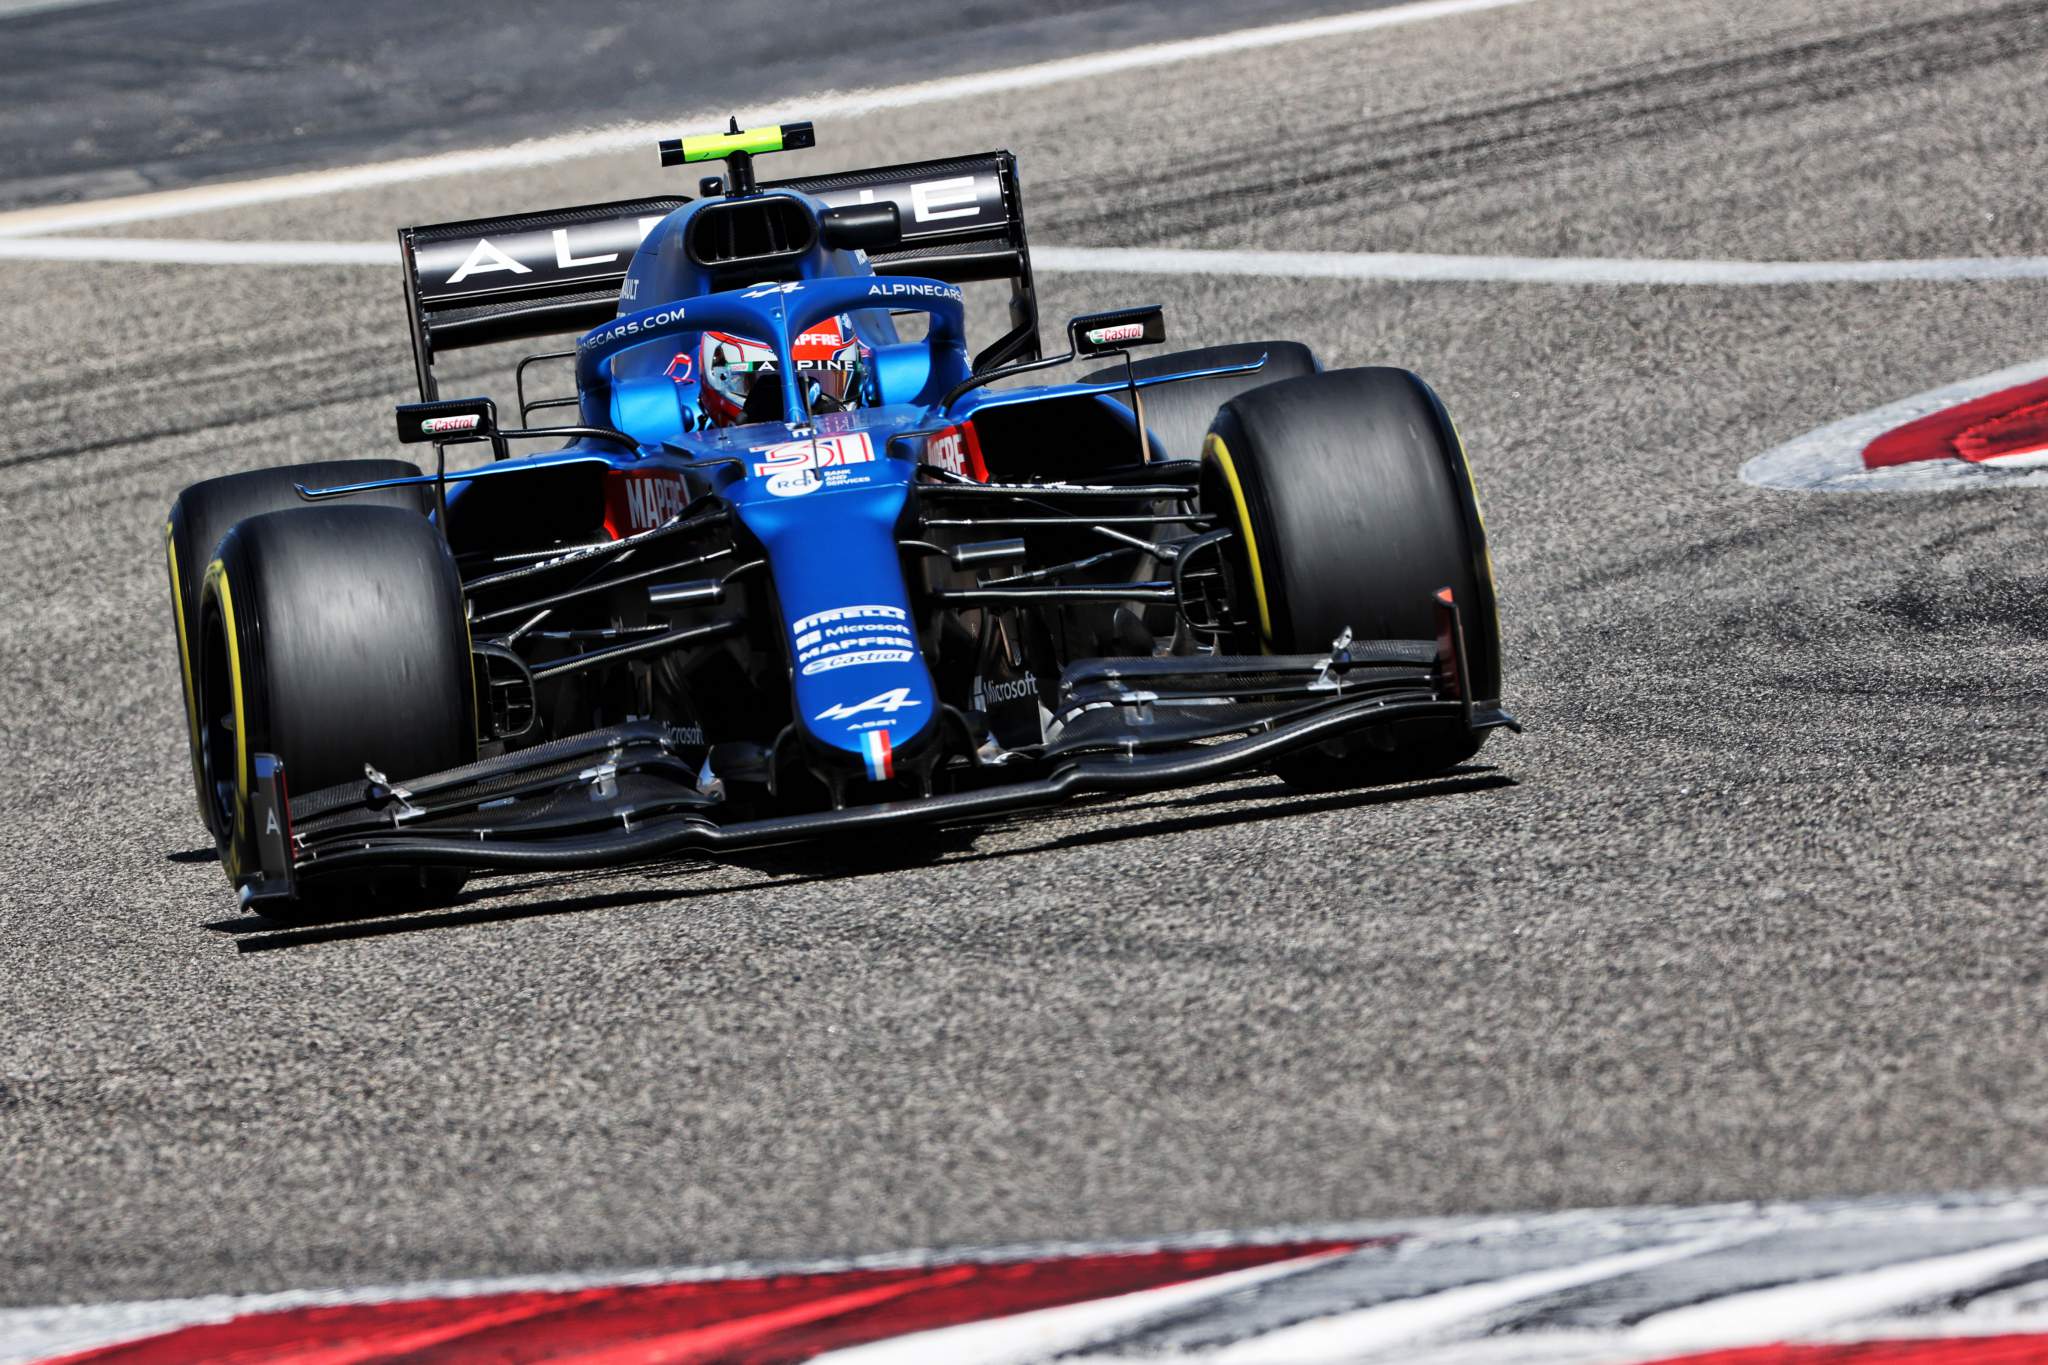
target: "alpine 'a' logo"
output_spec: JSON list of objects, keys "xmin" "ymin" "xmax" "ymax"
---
[
  {"xmin": 445, "ymin": 237, "xmax": 531, "ymax": 285},
  {"xmin": 815, "ymin": 687, "xmax": 922, "ymax": 722}
]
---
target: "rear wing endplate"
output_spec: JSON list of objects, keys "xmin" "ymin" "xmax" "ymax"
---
[{"xmin": 397, "ymin": 150, "xmax": 1037, "ymax": 399}]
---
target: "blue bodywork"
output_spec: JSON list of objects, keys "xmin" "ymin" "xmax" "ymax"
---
[
  {"xmin": 443, "ymin": 189, "xmax": 1092, "ymax": 777},
  {"xmin": 209, "ymin": 147, "xmax": 1513, "ymax": 910}
]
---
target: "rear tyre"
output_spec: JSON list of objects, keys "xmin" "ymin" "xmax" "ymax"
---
[
  {"xmin": 166, "ymin": 460, "xmax": 426, "ymax": 834},
  {"xmin": 196, "ymin": 504, "xmax": 475, "ymax": 917},
  {"xmin": 1201, "ymin": 367, "xmax": 1501, "ymax": 789},
  {"xmin": 1083, "ymin": 340, "xmax": 1318, "ymax": 460}
]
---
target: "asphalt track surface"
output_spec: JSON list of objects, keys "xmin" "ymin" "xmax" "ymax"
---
[
  {"xmin": 0, "ymin": 0, "xmax": 1388, "ymax": 211},
  {"xmin": 4, "ymin": 0, "xmax": 2048, "ymax": 1315}
]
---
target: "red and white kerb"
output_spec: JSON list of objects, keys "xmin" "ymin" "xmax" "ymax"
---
[{"xmin": 1742, "ymin": 359, "xmax": 2048, "ymax": 493}]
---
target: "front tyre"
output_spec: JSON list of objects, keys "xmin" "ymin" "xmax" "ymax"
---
[
  {"xmin": 166, "ymin": 460, "xmax": 425, "ymax": 835},
  {"xmin": 196, "ymin": 504, "xmax": 475, "ymax": 915},
  {"xmin": 1201, "ymin": 367, "xmax": 1502, "ymax": 789}
]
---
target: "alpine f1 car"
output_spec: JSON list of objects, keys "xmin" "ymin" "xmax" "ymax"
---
[{"xmin": 163, "ymin": 121, "xmax": 1517, "ymax": 915}]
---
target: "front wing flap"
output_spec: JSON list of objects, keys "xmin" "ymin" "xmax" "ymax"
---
[{"xmin": 261, "ymin": 633, "xmax": 1517, "ymax": 896}]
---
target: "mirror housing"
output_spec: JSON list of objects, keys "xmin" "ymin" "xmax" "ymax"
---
[
  {"xmin": 1070, "ymin": 305, "xmax": 1166, "ymax": 359},
  {"xmin": 397, "ymin": 396, "xmax": 497, "ymax": 445},
  {"xmin": 938, "ymin": 303, "xmax": 1170, "ymax": 411}
]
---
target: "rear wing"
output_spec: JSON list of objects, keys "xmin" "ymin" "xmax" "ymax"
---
[{"xmin": 397, "ymin": 151, "xmax": 1038, "ymax": 399}]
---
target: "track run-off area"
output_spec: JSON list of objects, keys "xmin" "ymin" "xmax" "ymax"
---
[{"xmin": 4, "ymin": 0, "xmax": 2048, "ymax": 1359}]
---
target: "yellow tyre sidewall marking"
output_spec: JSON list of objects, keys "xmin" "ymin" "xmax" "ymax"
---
[
  {"xmin": 1204, "ymin": 431, "xmax": 1274, "ymax": 650},
  {"xmin": 164, "ymin": 521, "xmax": 206, "ymax": 796},
  {"xmin": 202, "ymin": 559, "xmax": 252, "ymax": 872},
  {"xmin": 1445, "ymin": 416, "xmax": 1502, "ymax": 645}
]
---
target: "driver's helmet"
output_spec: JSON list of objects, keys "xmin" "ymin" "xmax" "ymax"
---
[{"xmin": 700, "ymin": 315, "xmax": 861, "ymax": 426}]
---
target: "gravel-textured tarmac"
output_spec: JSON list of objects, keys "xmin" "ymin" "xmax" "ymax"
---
[
  {"xmin": 3, "ymin": 0, "xmax": 2046, "ymax": 1309},
  {"xmin": 0, "ymin": 0, "xmax": 1389, "ymax": 211}
]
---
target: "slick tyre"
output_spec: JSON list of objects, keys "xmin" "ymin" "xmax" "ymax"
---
[
  {"xmin": 1201, "ymin": 367, "xmax": 1502, "ymax": 789},
  {"xmin": 1083, "ymin": 340, "xmax": 1318, "ymax": 460},
  {"xmin": 195, "ymin": 504, "xmax": 474, "ymax": 917},
  {"xmin": 166, "ymin": 460, "xmax": 426, "ymax": 835}
]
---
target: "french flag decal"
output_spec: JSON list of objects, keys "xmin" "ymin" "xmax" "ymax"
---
[{"xmin": 859, "ymin": 729, "xmax": 894, "ymax": 782}]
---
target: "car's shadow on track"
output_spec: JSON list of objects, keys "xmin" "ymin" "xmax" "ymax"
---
[
  {"xmin": 204, "ymin": 767, "xmax": 1513, "ymax": 953},
  {"xmin": 203, "ymin": 867, "xmax": 834, "ymax": 954}
]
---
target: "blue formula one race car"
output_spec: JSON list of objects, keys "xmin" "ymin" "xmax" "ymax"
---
[{"xmin": 163, "ymin": 122, "xmax": 1518, "ymax": 916}]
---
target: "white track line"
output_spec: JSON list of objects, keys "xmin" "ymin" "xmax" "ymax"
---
[
  {"xmin": 0, "ymin": 0, "xmax": 125, "ymax": 15},
  {"xmin": 9, "ymin": 235, "xmax": 2048, "ymax": 287},
  {"xmin": 1629, "ymin": 1232, "xmax": 2048, "ymax": 1353},
  {"xmin": 1209, "ymin": 1235, "xmax": 1733, "ymax": 1363},
  {"xmin": 0, "ymin": 0, "xmax": 1534, "ymax": 240},
  {"xmin": 0, "ymin": 236, "xmax": 398, "ymax": 265},
  {"xmin": 807, "ymin": 1249, "xmax": 1354, "ymax": 1365},
  {"xmin": 1037, "ymin": 245, "xmax": 2048, "ymax": 286}
]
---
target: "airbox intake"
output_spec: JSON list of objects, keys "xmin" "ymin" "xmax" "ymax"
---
[{"xmin": 685, "ymin": 195, "xmax": 817, "ymax": 270}]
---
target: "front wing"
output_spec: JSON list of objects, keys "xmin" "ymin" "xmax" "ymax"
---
[{"xmin": 236, "ymin": 632, "xmax": 1518, "ymax": 909}]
